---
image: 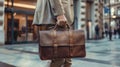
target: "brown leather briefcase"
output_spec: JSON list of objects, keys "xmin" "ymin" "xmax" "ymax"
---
[{"xmin": 39, "ymin": 26, "xmax": 86, "ymax": 60}]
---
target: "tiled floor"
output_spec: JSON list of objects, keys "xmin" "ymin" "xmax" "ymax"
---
[{"xmin": 0, "ymin": 38, "xmax": 120, "ymax": 67}]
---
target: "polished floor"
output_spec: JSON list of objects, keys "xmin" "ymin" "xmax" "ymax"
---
[{"xmin": 0, "ymin": 37, "xmax": 120, "ymax": 67}]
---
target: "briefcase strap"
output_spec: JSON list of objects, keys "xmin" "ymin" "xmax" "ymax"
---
[
  {"xmin": 69, "ymin": 30, "xmax": 74, "ymax": 56},
  {"xmin": 53, "ymin": 23, "xmax": 72, "ymax": 30},
  {"xmin": 69, "ymin": 30, "xmax": 74, "ymax": 46},
  {"xmin": 52, "ymin": 30, "xmax": 58, "ymax": 57},
  {"xmin": 51, "ymin": 30, "xmax": 75, "ymax": 57}
]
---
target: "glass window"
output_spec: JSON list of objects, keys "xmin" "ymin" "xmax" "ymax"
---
[
  {"xmin": 104, "ymin": 0, "xmax": 107, "ymax": 4},
  {"xmin": 4, "ymin": 0, "xmax": 38, "ymax": 44},
  {"xmin": 118, "ymin": 9, "xmax": 120, "ymax": 16}
]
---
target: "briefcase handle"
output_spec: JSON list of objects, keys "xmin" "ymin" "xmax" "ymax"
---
[{"xmin": 53, "ymin": 22, "xmax": 72, "ymax": 30}]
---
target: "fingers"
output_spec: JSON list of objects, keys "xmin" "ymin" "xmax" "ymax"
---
[
  {"xmin": 57, "ymin": 15, "xmax": 67, "ymax": 26},
  {"xmin": 57, "ymin": 15, "xmax": 67, "ymax": 21},
  {"xmin": 57, "ymin": 20, "xmax": 67, "ymax": 26}
]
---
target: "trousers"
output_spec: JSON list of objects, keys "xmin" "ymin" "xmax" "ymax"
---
[{"xmin": 50, "ymin": 58, "xmax": 71, "ymax": 67}]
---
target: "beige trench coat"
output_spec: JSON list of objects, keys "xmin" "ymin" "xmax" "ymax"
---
[{"xmin": 33, "ymin": 0, "xmax": 74, "ymax": 25}]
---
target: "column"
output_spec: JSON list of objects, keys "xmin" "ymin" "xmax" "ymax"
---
[{"xmin": 0, "ymin": 0, "xmax": 5, "ymax": 45}]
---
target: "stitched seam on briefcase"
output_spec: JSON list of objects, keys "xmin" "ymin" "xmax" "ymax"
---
[
  {"xmin": 52, "ymin": 30, "xmax": 58, "ymax": 58},
  {"xmin": 69, "ymin": 30, "xmax": 74, "ymax": 57}
]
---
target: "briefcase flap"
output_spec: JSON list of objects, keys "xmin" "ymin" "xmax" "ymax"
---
[{"xmin": 39, "ymin": 30, "xmax": 85, "ymax": 46}]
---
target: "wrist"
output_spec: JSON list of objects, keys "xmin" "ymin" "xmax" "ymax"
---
[{"xmin": 57, "ymin": 15, "xmax": 66, "ymax": 20}]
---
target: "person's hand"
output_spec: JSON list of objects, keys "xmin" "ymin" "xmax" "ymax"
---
[{"xmin": 57, "ymin": 15, "xmax": 67, "ymax": 26}]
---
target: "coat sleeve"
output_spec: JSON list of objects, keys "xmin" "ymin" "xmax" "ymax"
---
[{"xmin": 52, "ymin": 0, "xmax": 65, "ymax": 16}]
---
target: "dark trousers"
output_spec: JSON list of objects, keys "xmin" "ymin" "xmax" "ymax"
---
[
  {"xmin": 118, "ymin": 32, "xmax": 120, "ymax": 39},
  {"xmin": 109, "ymin": 32, "xmax": 112, "ymax": 40}
]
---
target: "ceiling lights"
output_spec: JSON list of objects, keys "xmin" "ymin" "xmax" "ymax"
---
[{"xmin": 4, "ymin": 1, "xmax": 36, "ymax": 9}]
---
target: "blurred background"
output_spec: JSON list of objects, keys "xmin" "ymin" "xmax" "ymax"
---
[{"xmin": 0, "ymin": 0, "xmax": 120, "ymax": 44}]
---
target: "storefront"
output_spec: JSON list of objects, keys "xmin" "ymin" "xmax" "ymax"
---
[{"xmin": 4, "ymin": 0, "xmax": 38, "ymax": 44}]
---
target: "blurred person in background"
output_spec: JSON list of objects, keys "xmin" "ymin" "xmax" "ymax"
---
[
  {"xmin": 108, "ymin": 26, "xmax": 112, "ymax": 41},
  {"xmin": 117, "ymin": 26, "xmax": 120, "ymax": 39},
  {"xmin": 104, "ymin": 22, "xmax": 108, "ymax": 37},
  {"xmin": 95, "ymin": 24, "xmax": 100, "ymax": 39}
]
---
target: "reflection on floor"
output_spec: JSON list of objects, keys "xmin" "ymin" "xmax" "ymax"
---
[{"xmin": 0, "ymin": 62, "xmax": 16, "ymax": 67}]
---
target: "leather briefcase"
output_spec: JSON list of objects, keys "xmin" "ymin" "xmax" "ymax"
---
[{"xmin": 39, "ymin": 26, "xmax": 86, "ymax": 60}]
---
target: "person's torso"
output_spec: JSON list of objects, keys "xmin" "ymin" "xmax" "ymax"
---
[{"xmin": 33, "ymin": 0, "xmax": 74, "ymax": 25}]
